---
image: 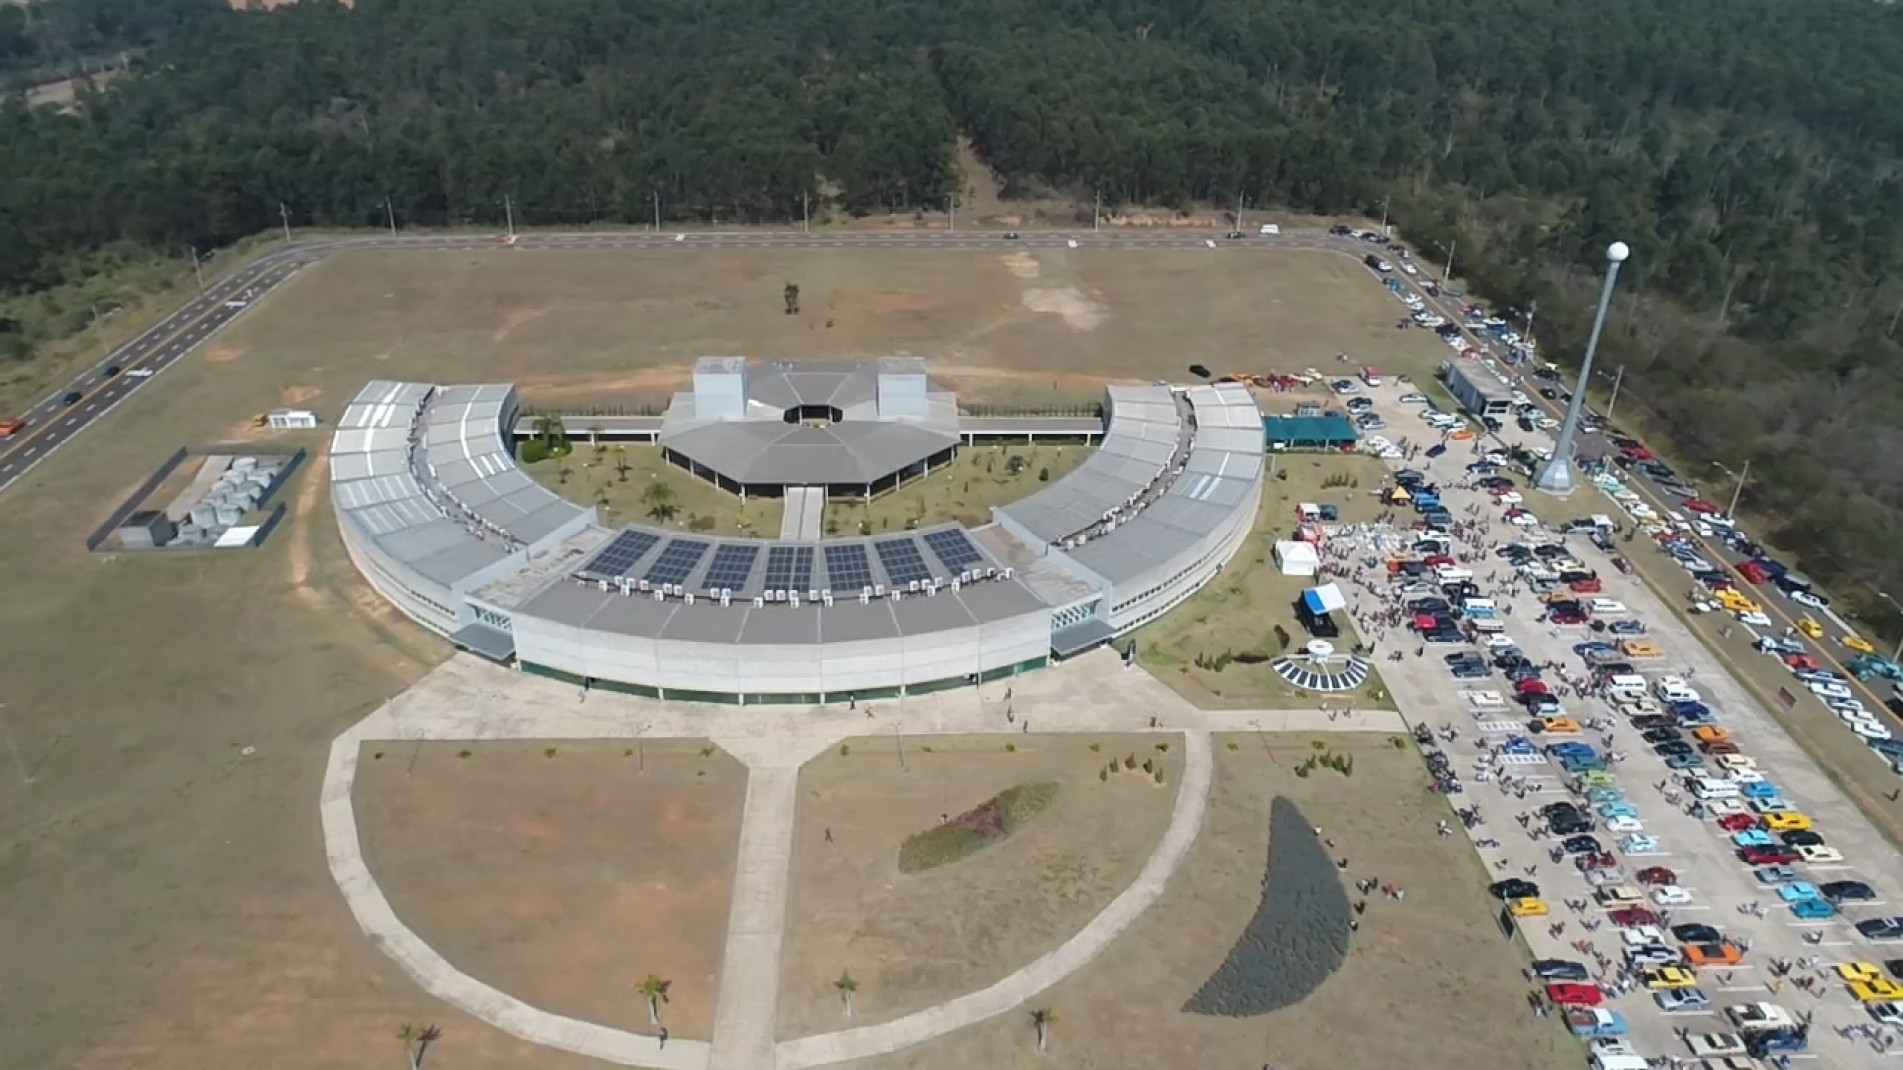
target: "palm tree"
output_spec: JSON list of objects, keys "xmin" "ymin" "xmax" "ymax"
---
[
  {"xmin": 1030, "ymin": 1007, "xmax": 1055, "ymax": 1053},
  {"xmin": 635, "ymin": 974, "xmax": 672, "ymax": 1026},
  {"xmin": 784, "ymin": 282, "xmax": 801, "ymax": 315},
  {"xmin": 642, "ymin": 481, "xmax": 678, "ymax": 522},
  {"xmin": 614, "ymin": 445, "xmax": 629, "ymax": 482},
  {"xmin": 396, "ymin": 1023, "xmax": 441, "ymax": 1070},
  {"xmin": 532, "ymin": 413, "xmax": 562, "ymax": 448},
  {"xmin": 834, "ymin": 970, "xmax": 858, "ymax": 1017}
]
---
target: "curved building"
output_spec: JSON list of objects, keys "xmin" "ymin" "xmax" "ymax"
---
[{"xmin": 330, "ymin": 369, "xmax": 1264, "ymax": 703}]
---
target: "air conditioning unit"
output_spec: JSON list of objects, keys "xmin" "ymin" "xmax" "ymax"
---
[
  {"xmin": 890, "ymin": 590, "xmax": 902, "ymax": 602},
  {"xmin": 652, "ymin": 590, "xmax": 666, "ymax": 602},
  {"xmin": 1003, "ymin": 567, "xmax": 1015, "ymax": 580},
  {"xmin": 874, "ymin": 584, "xmax": 886, "ymax": 597},
  {"xmin": 789, "ymin": 594, "xmax": 800, "ymax": 608},
  {"xmin": 753, "ymin": 596, "xmax": 765, "ymax": 608},
  {"xmin": 720, "ymin": 593, "xmax": 732, "ymax": 607},
  {"xmin": 860, "ymin": 586, "xmax": 872, "ymax": 599},
  {"xmin": 858, "ymin": 591, "xmax": 871, "ymax": 604},
  {"xmin": 684, "ymin": 593, "xmax": 695, "ymax": 606},
  {"xmin": 808, "ymin": 589, "xmax": 819, "ymax": 603},
  {"xmin": 822, "ymin": 593, "xmax": 833, "ymax": 607},
  {"xmin": 908, "ymin": 580, "xmax": 920, "ymax": 593},
  {"xmin": 596, "ymin": 579, "xmax": 609, "ymax": 592},
  {"xmin": 951, "ymin": 578, "xmax": 962, "ymax": 591},
  {"xmin": 638, "ymin": 579, "xmax": 650, "ymax": 592}
]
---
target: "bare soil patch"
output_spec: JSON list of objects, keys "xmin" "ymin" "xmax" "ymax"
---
[
  {"xmin": 777, "ymin": 734, "xmax": 1175, "ymax": 1040},
  {"xmin": 839, "ymin": 735, "xmax": 1577, "ymax": 1070},
  {"xmin": 356, "ymin": 740, "xmax": 746, "ymax": 1040}
]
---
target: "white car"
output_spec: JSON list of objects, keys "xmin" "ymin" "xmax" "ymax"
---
[
  {"xmin": 1397, "ymin": 392, "xmax": 1428, "ymax": 404},
  {"xmin": 1536, "ymin": 417, "xmax": 1559, "ymax": 430},
  {"xmin": 1830, "ymin": 699, "xmax": 1869, "ymax": 716},
  {"xmin": 1747, "ymin": 798, "xmax": 1794, "ymax": 815},
  {"xmin": 1790, "ymin": 590, "xmax": 1828, "ymax": 609},
  {"xmin": 1402, "ymin": 262, "xmax": 1420, "ymax": 276},
  {"xmin": 1737, "ymin": 611, "xmax": 1773, "ymax": 627},
  {"xmin": 1651, "ymin": 885, "xmax": 1694, "ymax": 906},
  {"xmin": 1853, "ymin": 720, "xmax": 1894, "ymax": 741},
  {"xmin": 1809, "ymin": 681, "xmax": 1855, "ymax": 701},
  {"xmin": 1872, "ymin": 1003, "xmax": 1903, "ymax": 1027},
  {"xmin": 126, "ymin": 367, "xmax": 155, "ymax": 378},
  {"xmin": 1606, "ymin": 816, "xmax": 1645, "ymax": 833},
  {"xmin": 1496, "ymin": 491, "xmax": 1524, "ymax": 505},
  {"xmin": 1798, "ymin": 844, "xmax": 1844, "ymax": 864},
  {"xmin": 1677, "ymin": 556, "xmax": 1714, "ymax": 573},
  {"xmin": 1705, "ymin": 798, "xmax": 1748, "ymax": 816}
]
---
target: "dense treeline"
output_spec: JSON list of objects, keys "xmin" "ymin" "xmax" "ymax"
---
[{"xmin": 5, "ymin": 0, "xmax": 1903, "ymax": 617}]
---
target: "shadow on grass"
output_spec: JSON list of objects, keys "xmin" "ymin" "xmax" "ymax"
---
[{"xmin": 1184, "ymin": 796, "xmax": 1351, "ymax": 1016}]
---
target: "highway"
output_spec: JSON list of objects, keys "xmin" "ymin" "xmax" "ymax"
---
[{"xmin": 0, "ymin": 227, "xmax": 1359, "ymax": 493}]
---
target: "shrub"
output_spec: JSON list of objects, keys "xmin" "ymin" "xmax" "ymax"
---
[
  {"xmin": 1226, "ymin": 741, "xmax": 1241, "ymax": 752},
  {"xmin": 1088, "ymin": 742, "xmax": 1102, "ymax": 753},
  {"xmin": 700, "ymin": 745, "xmax": 715, "ymax": 758},
  {"xmin": 1183, "ymin": 797, "xmax": 1350, "ymax": 1017},
  {"xmin": 1038, "ymin": 466, "xmax": 1050, "ymax": 482},
  {"xmin": 1155, "ymin": 742, "xmax": 1170, "ymax": 753},
  {"xmin": 898, "ymin": 781, "xmax": 1059, "ymax": 873},
  {"xmin": 1100, "ymin": 767, "xmax": 1109, "ymax": 782},
  {"xmin": 458, "ymin": 749, "xmax": 472, "ymax": 759},
  {"xmin": 1124, "ymin": 753, "xmax": 1137, "ymax": 770},
  {"xmin": 518, "ymin": 438, "xmax": 552, "ymax": 465},
  {"xmin": 839, "ymin": 743, "xmax": 851, "ymax": 756},
  {"xmin": 1154, "ymin": 769, "xmax": 1165, "ymax": 785},
  {"xmin": 545, "ymin": 747, "xmax": 558, "ymax": 758},
  {"xmin": 1142, "ymin": 758, "xmax": 1155, "ymax": 774},
  {"xmin": 1005, "ymin": 742, "xmax": 1017, "ymax": 752}
]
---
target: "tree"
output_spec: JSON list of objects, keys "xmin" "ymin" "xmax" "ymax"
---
[
  {"xmin": 784, "ymin": 282, "xmax": 801, "ymax": 316},
  {"xmin": 635, "ymin": 974, "xmax": 672, "ymax": 1026},
  {"xmin": 641, "ymin": 481, "xmax": 678, "ymax": 522},
  {"xmin": 558, "ymin": 464, "xmax": 573, "ymax": 485},
  {"xmin": 614, "ymin": 445, "xmax": 630, "ymax": 482},
  {"xmin": 1030, "ymin": 1007, "xmax": 1055, "ymax": 1053},
  {"xmin": 589, "ymin": 424, "xmax": 604, "ymax": 452},
  {"xmin": 834, "ymin": 970, "xmax": 858, "ymax": 1017},
  {"xmin": 532, "ymin": 414, "xmax": 563, "ymax": 448},
  {"xmin": 396, "ymin": 1024, "xmax": 441, "ymax": 1070}
]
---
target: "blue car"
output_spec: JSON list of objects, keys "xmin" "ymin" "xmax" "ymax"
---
[
  {"xmin": 1789, "ymin": 897, "xmax": 1836, "ymax": 920},
  {"xmin": 1777, "ymin": 882, "xmax": 1821, "ymax": 902},
  {"xmin": 1575, "ymin": 642, "xmax": 1617, "ymax": 657},
  {"xmin": 1564, "ymin": 756, "xmax": 1609, "ymax": 773},
  {"xmin": 1608, "ymin": 620, "xmax": 1647, "ymax": 635},
  {"xmin": 1587, "ymin": 787, "xmax": 1625, "ymax": 804},
  {"xmin": 1664, "ymin": 754, "xmax": 1705, "ymax": 770},
  {"xmin": 1741, "ymin": 781, "xmax": 1781, "ymax": 799},
  {"xmin": 1598, "ymin": 802, "xmax": 1638, "ymax": 819},
  {"xmin": 1754, "ymin": 864, "xmax": 1800, "ymax": 884},
  {"xmin": 1548, "ymin": 742, "xmax": 1596, "ymax": 759}
]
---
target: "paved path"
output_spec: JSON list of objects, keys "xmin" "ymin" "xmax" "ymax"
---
[{"xmin": 318, "ymin": 651, "xmax": 1404, "ymax": 1069}]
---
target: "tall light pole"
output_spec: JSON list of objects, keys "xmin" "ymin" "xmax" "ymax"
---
[
  {"xmin": 187, "ymin": 245, "xmax": 205, "ymax": 291},
  {"xmin": 1536, "ymin": 241, "xmax": 1630, "ymax": 493},
  {"xmin": 1602, "ymin": 364, "xmax": 1626, "ymax": 421},
  {"xmin": 1433, "ymin": 238, "xmax": 1457, "ymax": 286},
  {"xmin": 1711, "ymin": 459, "xmax": 1749, "ymax": 518},
  {"xmin": 1879, "ymin": 593, "xmax": 1903, "ymax": 663}
]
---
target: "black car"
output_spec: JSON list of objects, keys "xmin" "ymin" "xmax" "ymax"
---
[
  {"xmin": 1885, "ymin": 959, "xmax": 1903, "ymax": 979},
  {"xmin": 1529, "ymin": 959, "xmax": 1590, "ymax": 981},
  {"xmin": 1561, "ymin": 835, "xmax": 1604, "ymax": 855},
  {"xmin": 1479, "ymin": 476, "xmax": 1516, "ymax": 490},
  {"xmin": 1550, "ymin": 815, "xmax": 1594, "ymax": 836},
  {"xmin": 1541, "ymin": 801, "xmax": 1584, "ymax": 818},
  {"xmin": 1328, "ymin": 225, "xmax": 1353, "ymax": 236},
  {"xmin": 1858, "ymin": 918, "xmax": 1903, "ymax": 940},
  {"xmin": 1444, "ymin": 651, "xmax": 1483, "ymax": 665},
  {"xmin": 1641, "ymin": 727, "xmax": 1683, "ymax": 745},
  {"xmin": 1823, "ymin": 880, "xmax": 1876, "ymax": 903},
  {"xmin": 1631, "ymin": 714, "xmax": 1677, "ymax": 731},
  {"xmin": 103, "ymin": 364, "xmax": 122, "ymax": 377},
  {"xmin": 1411, "ymin": 598, "xmax": 1451, "ymax": 615},
  {"xmin": 1781, "ymin": 830, "xmax": 1826, "ymax": 848},
  {"xmin": 1653, "ymin": 741, "xmax": 1695, "ymax": 758},
  {"xmin": 1188, "ymin": 363, "xmax": 1211, "ymax": 379},
  {"xmin": 1004, "ymin": 231, "xmax": 1020, "ymax": 239},
  {"xmin": 1538, "ymin": 386, "xmax": 1560, "ymax": 400},
  {"xmin": 1226, "ymin": 230, "xmax": 1246, "ymax": 239},
  {"xmin": 1491, "ymin": 878, "xmax": 1541, "ymax": 900},
  {"xmin": 1671, "ymin": 923, "xmax": 1723, "ymax": 944},
  {"xmin": 61, "ymin": 390, "xmax": 82, "ymax": 406},
  {"xmin": 1535, "ymin": 545, "xmax": 1571, "ymax": 560}
]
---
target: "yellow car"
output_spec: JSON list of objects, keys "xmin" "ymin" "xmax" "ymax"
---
[
  {"xmin": 1839, "ymin": 962, "xmax": 1885, "ymax": 984},
  {"xmin": 1851, "ymin": 978, "xmax": 1903, "ymax": 1003},
  {"xmin": 1844, "ymin": 634, "xmax": 1877, "ymax": 655},
  {"xmin": 1539, "ymin": 717, "xmax": 1582, "ymax": 735},
  {"xmin": 1644, "ymin": 965, "xmax": 1699, "ymax": 990},
  {"xmin": 1763, "ymin": 811, "xmax": 1812, "ymax": 832},
  {"xmin": 1508, "ymin": 897, "xmax": 1549, "ymax": 917},
  {"xmin": 1799, "ymin": 618, "xmax": 1825, "ymax": 639},
  {"xmin": 1717, "ymin": 591, "xmax": 1761, "ymax": 613}
]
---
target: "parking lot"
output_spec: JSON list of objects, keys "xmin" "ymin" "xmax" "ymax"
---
[{"xmin": 1300, "ymin": 376, "xmax": 1903, "ymax": 1067}]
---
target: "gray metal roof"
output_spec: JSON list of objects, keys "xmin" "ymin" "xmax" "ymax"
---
[
  {"xmin": 330, "ymin": 381, "xmax": 587, "ymax": 593},
  {"xmin": 519, "ymin": 562, "xmax": 1049, "ymax": 644},
  {"xmin": 1064, "ymin": 383, "xmax": 1263, "ymax": 581},
  {"xmin": 997, "ymin": 384, "xmax": 1184, "ymax": 544}
]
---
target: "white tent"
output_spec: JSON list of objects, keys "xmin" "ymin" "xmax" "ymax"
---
[
  {"xmin": 1275, "ymin": 540, "xmax": 1320, "ymax": 576},
  {"xmin": 1301, "ymin": 582, "xmax": 1348, "ymax": 614}
]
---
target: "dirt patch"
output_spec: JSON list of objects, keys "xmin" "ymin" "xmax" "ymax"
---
[
  {"xmin": 357, "ymin": 740, "xmax": 746, "ymax": 1041},
  {"xmin": 777, "ymin": 734, "xmax": 1174, "ymax": 1040},
  {"xmin": 1020, "ymin": 287, "xmax": 1107, "ymax": 331},
  {"xmin": 278, "ymin": 384, "xmax": 322, "ymax": 406},
  {"xmin": 843, "ymin": 736, "xmax": 1577, "ymax": 1070},
  {"xmin": 201, "ymin": 340, "xmax": 249, "ymax": 364},
  {"xmin": 1000, "ymin": 253, "xmax": 1041, "ymax": 280},
  {"xmin": 490, "ymin": 306, "xmax": 551, "ymax": 344},
  {"xmin": 516, "ymin": 366, "xmax": 694, "ymax": 404}
]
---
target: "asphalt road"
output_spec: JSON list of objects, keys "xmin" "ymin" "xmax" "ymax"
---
[{"xmin": 0, "ymin": 227, "xmax": 1368, "ymax": 493}]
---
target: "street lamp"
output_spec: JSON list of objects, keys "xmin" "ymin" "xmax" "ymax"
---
[
  {"xmin": 1536, "ymin": 241, "xmax": 1630, "ymax": 493},
  {"xmin": 1879, "ymin": 593, "xmax": 1903, "ymax": 663},
  {"xmin": 1711, "ymin": 460, "xmax": 1750, "ymax": 519},
  {"xmin": 1433, "ymin": 238, "xmax": 1457, "ymax": 285}
]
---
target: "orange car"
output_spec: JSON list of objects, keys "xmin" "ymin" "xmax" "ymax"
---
[
  {"xmin": 1685, "ymin": 942, "xmax": 1744, "ymax": 968},
  {"xmin": 1693, "ymin": 726, "xmax": 1730, "ymax": 744}
]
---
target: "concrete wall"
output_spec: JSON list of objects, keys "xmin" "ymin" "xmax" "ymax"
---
[
  {"xmin": 1104, "ymin": 474, "xmax": 1262, "ymax": 635},
  {"xmin": 340, "ymin": 525, "xmax": 461, "ymax": 637},
  {"xmin": 511, "ymin": 603, "xmax": 1052, "ymax": 697}
]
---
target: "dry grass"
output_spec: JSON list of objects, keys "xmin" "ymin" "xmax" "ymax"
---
[
  {"xmin": 0, "ymin": 242, "xmax": 1452, "ymax": 1070},
  {"xmin": 838, "ymin": 735, "xmax": 1580, "ymax": 1070},
  {"xmin": 355, "ymin": 740, "xmax": 745, "ymax": 1040},
  {"xmin": 1137, "ymin": 453, "xmax": 1396, "ymax": 709},
  {"xmin": 777, "ymin": 734, "xmax": 1175, "ymax": 1040}
]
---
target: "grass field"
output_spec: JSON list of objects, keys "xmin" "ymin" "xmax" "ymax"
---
[
  {"xmin": 838, "ymin": 440, "xmax": 1090, "ymax": 534},
  {"xmin": 356, "ymin": 740, "xmax": 744, "ymax": 1040},
  {"xmin": 0, "ymin": 241, "xmax": 1457, "ymax": 1070},
  {"xmin": 1136, "ymin": 452, "xmax": 1396, "ymax": 709},
  {"xmin": 526, "ymin": 443, "xmax": 784, "ymax": 537},
  {"xmin": 777, "ymin": 734, "xmax": 1175, "ymax": 1040},
  {"xmin": 840, "ymin": 735, "xmax": 1579, "ymax": 1070}
]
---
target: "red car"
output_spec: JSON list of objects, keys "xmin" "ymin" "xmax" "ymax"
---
[
  {"xmin": 1516, "ymin": 679, "xmax": 1550, "ymax": 695},
  {"xmin": 1636, "ymin": 866, "xmax": 1678, "ymax": 885},
  {"xmin": 1571, "ymin": 578, "xmax": 1604, "ymax": 594},
  {"xmin": 1609, "ymin": 907, "xmax": 1661, "ymax": 928},
  {"xmin": 1620, "ymin": 446, "xmax": 1654, "ymax": 461},
  {"xmin": 1424, "ymin": 554, "xmax": 1457, "ymax": 567},
  {"xmin": 1718, "ymin": 813, "xmax": 1760, "ymax": 832},
  {"xmin": 1552, "ymin": 612, "xmax": 1589, "ymax": 625},
  {"xmin": 1784, "ymin": 654, "xmax": 1820, "ymax": 671},
  {"xmin": 1738, "ymin": 561, "xmax": 1770, "ymax": 584},
  {"xmin": 1545, "ymin": 983, "xmax": 1604, "ymax": 1006},
  {"xmin": 1684, "ymin": 498, "xmax": 1721, "ymax": 515},
  {"xmin": 1739, "ymin": 846, "xmax": 1799, "ymax": 866},
  {"xmin": 1577, "ymin": 851, "xmax": 1618, "ymax": 873}
]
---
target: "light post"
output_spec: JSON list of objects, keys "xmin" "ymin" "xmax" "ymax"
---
[
  {"xmin": 1433, "ymin": 238, "xmax": 1457, "ymax": 285},
  {"xmin": 1536, "ymin": 241, "xmax": 1630, "ymax": 493},
  {"xmin": 1711, "ymin": 459, "xmax": 1750, "ymax": 519},
  {"xmin": 1602, "ymin": 365, "xmax": 1626, "ymax": 421}
]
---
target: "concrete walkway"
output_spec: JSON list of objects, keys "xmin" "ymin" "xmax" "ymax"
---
[
  {"xmin": 319, "ymin": 651, "xmax": 1407, "ymax": 1070},
  {"xmin": 780, "ymin": 486, "xmax": 823, "ymax": 540}
]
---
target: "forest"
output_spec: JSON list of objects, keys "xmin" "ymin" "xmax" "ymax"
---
[{"xmin": 5, "ymin": 0, "xmax": 1903, "ymax": 622}]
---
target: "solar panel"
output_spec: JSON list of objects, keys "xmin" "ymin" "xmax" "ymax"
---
[
  {"xmin": 823, "ymin": 543, "xmax": 873, "ymax": 590},
  {"xmin": 875, "ymin": 537, "xmax": 933, "ymax": 587},
  {"xmin": 584, "ymin": 529, "xmax": 661, "ymax": 578},
  {"xmin": 923, "ymin": 528, "xmax": 984, "ymax": 573},
  {"xmin": 645, "ymin": 538, "xmax": 710, "ymax": 587},
  {"xmin": 702, "ymin": 543, "xmax": 760, "ymax": 592},
  {"xmin": 764, "ymin": 545, "xmax": 814, "ymax": 592}
]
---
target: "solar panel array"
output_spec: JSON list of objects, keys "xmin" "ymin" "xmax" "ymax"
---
[
  {"xmin": 922, "ymin": 528, "xmax": 985, "ymax": 573},
  {"xmin": 645, "ymin": 539, "xmax": 710, "ymax": 587},
  {"xmin": 702, "ymin": 543, "xmax": 760, "ymax": 592},
  {"xmin": 765, "ymin": 545, "xmax": 814, "ymax": 592},
  {"xmin": 874, "ymin": 537, "xmax": 933, "ymax": 587},
  {"xmin": 585, "ymin": 529, "xmax": 662, "ymax": 578},
  {"xmin": 823, "ymin": 543, "xmax": 874, "ymax": 590}
]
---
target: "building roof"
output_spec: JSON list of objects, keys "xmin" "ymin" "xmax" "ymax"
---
[
  {"xmin": 996, "ymin": 384, "xmax": 1185, "ymax": 544},
  {"xmin": 329, "ymin": 380, "xmax": 586, "ymax": 591},
  {"xmin": 1262, "ymin": 413, "xmax": 1360, "ymax": 443}
]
